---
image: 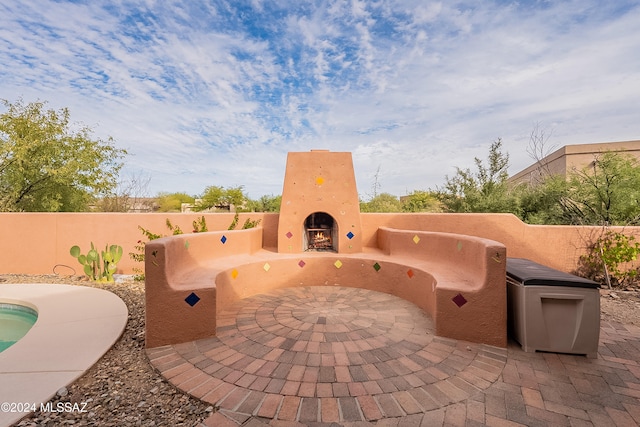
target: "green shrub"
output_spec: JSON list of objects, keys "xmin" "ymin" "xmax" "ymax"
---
[
  {"xmin": 129, "ymin": 217, "xmax": 207, "ymax": 281},
  {"xmin": 576, "ymin": 230, "xmax": 640, "ymax": 287}
]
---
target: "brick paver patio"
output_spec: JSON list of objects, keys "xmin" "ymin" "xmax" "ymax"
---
[{"xmin": 146, "ymin": 286, "xmax": 640, "ymax": 426}]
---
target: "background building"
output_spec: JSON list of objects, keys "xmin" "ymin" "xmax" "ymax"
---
[{"xmin": 509, "ymin": 140, "xmax": 640, "ymax": 185}]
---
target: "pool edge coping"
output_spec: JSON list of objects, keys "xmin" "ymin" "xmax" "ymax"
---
[{"xmin": 0, "ymin": 283, "xmax": 128, "ymax": 427}]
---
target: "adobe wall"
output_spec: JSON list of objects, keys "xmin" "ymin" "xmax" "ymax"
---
[
  {"xmin": 0, "ymin": 212, "xmax": 272, "ymax": 275},
  {"xmin": 1, "ymin": 212, "xmax": 638, "ymax": 276},
  {"xmin": 359, "ymin": 213, "xmax": 640, "ymax": 273}
]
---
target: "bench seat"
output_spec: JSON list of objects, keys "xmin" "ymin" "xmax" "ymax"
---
[{"xmin": 145, "ymin": 227, "xmax": 507, "ymax": 348}]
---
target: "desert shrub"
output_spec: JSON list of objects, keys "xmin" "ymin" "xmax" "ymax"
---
[{"xmin": 575, "ymin": 229, "xmax": 640, "ymax": 287}]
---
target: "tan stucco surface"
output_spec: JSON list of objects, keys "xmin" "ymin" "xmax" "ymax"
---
[
  {"xmin": 142, "ymin": 150, "xmax": 509, "ymax": 349},
  {"xmin": 278, "ymin": 150, "xmax": 363, "ymax": 253},
  {"xmin": 1, "ymin": 211, "xmax": 639, "ymax": 276},
  {"xmin": 144, "ymin": 226, "xmax": 507, "ymax": 348}
]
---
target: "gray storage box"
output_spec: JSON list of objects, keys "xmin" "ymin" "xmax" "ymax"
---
[{"xmin": 506, "ymin": 258, "xmax": 600, "ymax": 358}]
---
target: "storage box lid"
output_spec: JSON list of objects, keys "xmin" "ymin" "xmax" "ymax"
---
[{"xmin": 506, "ymin": 258, "xmax": 600, "ymax": 288}]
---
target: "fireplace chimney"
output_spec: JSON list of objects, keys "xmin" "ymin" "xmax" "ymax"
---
[{"xmin": 278, "ymin": 150, "xmax": 363, "ymax": 253}]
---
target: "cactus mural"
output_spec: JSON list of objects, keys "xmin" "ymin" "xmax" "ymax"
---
[{"xmin": 70, "ymin": 242, "xmax": 123, "ymax": 282}]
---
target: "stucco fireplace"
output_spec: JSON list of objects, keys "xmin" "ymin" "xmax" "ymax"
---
[{"xmin": 278, "ymin": 150, "xmax": 363, "ymax": 254}]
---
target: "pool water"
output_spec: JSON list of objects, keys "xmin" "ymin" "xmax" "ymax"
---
[{"xmin": 0, "ymin": 303, "xmax": 38, "ymax": 352}]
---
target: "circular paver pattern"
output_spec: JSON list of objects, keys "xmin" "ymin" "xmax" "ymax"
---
[{"xmin": 151, "ymin": 286, "xmax": 507, "ymax": 423}]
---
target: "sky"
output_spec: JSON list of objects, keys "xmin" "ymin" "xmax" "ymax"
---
[{"xmin": 1, "ymin": 0, "xmax": 639, "ymax": 201}]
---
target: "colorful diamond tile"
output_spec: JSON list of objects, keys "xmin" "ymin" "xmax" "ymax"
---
[
  {"xmin": 346, "ymin": 231, "xmax": 354, "ymax": 240},
  {"xmin": 184, "ymin": 240, "xmax": 190, "ymax": 249},
  {"xmin": 413, "ymin": 235, "xmax": 420, "ymax": 244},
  {"xmin": 298, "ymin": 260, "xmax": 306, "ymax": 268},
  {"xmin": 315, "ymin": 176, "xmax": 325, "ymax": 185},
  {"xmin": 407, "ymin": 269, "xmax": 414, "ymax": 278},
  {"xmin": 373, "ymin": 262, "xmax": 381, "ymax": 272},
  {"xmin": 452, "ymin": 293, "xmax": 467, "ymax": 308},
  {"xmin": 457, "ymin": 241, "xmax": 463, "ymax": 251},
  {"xmin": 334, "ymin": 260, "xmax": 343, "ymax": 269},
  {"xmin": 221, "ymin": 235, "xmax": 227, "ymax": 244},
  {"xmin": 263, "ymin": 262, "xmax": 271, "ymax": 272},
  {"xmin": 185, "ymin": 292, "xmax": 200, "ymax": 307},
  {"xmin": 231, "ymin": 269, "xmax": 239, "ymax": 279},
  {"xmin": 286, "ymin": 231, "xmax": 293, "ymax": 239}
]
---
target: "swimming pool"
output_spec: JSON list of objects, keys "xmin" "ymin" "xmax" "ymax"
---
[{"xmin": 0, "ymin": 303, "xmax": 38, "ymax": 352}]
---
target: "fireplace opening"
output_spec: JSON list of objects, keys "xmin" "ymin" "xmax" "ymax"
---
[{"xmin": 304, "ymin": 212, "xmax": 337, "ymax": 252}]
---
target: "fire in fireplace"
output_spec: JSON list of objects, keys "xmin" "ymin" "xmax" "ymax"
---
[{"xmin": 304, "ymin": 212, "xmax": 337, "ymax": 252}]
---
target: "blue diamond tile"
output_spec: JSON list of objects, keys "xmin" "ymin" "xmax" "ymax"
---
[
  {"xmin": 346, "ymin": 231, "xmax": 354, "ymax": 239},
  {"xmin": 185, "ymin": 292, "xmax": 200, "ymax": 307},
  {"xmin": 220, "ymin": 235, "xmax": 227, "ymax": 244}
]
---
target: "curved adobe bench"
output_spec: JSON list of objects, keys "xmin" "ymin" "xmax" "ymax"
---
[
  {"xmin": 144, "ymin": 227, "xmax": 507, "ymax": 348},
  {"xmin": 376, "ymin": 227, "xmax": 507, "ymax": 347},
  {"xmin": 145, "ymin": 227, "xmax": 263, "ymax": 348}
]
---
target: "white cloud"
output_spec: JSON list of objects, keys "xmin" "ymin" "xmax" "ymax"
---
[{"xmin": 1, "ymin": 0, "xmax": 639, "ymax": 199}]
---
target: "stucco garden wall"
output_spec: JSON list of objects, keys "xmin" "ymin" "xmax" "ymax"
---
[
  {"xmin": 1, "ymin": 212, "xmax": 638, "ymax": 276},
  {"xmin": 0, "ymin": 213, "xmax": 274, "ymax": 275},
  {"xmin": 359, "ymin": 213, "xmax": 628, "ymax": 273}
]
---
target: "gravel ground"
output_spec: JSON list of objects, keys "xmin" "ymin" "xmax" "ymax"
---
[
  {"xmin": 1, "ymin": 274, "xmax": 638, "ymax": 427},
  {"xmin": 600, "ymin": 287, "xmax": 640, "ymax": 327},
  {"xmin": 1, "ymin": 274, "xmax": 212, "ymax": 427}
]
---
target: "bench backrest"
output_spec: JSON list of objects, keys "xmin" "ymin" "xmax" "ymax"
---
[{"xmin": 145, "ymin": 227, "xmax": 263, "ymax": 284}]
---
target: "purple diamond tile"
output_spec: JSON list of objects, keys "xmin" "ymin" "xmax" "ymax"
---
[
  {"xmin": 185, "ymin": 292, "xmax": 200, "ymax": 307},
  {"xmin": 286, "ymin": 231, "xmax": 293, "ymax": 239},
  {"xmin": 298, "ymin": 260, "xmax": 306, "ymax": 268},
  {"xmin": 452, "ymin": 293, "xmax": 467, "ymax": 308},
  {"xmin": 220, "ymin": 235, "xmax": 227, "ymax": 244}
]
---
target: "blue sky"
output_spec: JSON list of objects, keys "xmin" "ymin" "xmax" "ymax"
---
[{"xmin": 2, "ymin": 0, "xmax": 639, "ymax": 200}]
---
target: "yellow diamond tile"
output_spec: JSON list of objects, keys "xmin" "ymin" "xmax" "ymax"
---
[
  {"xmin": 413, "ymin": 235, "xmax": 420, "ymax": 244},
  {"xmin": 334, "ymin": 260, "xmax": 343, "ymax": 269},
  {"xmin": 263, "ymin": 262, "xmax": 271, "ymax": 272},
  {"xmin": 231, "ymin": 269, "xmax": 239, "ymax": 279},
  {"xmin": 315, "ymin": 176, "xmax": 325, "ymax": 185}
]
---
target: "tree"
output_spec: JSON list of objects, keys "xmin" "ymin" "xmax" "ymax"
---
[
  {"xmin": 0, "ymin": 99, "xmax": 126, "ymax": 211},
  {"xmin": 247, "ymin": 194, "xmax": 281, "ymax": 212},
  {"xmin": 563, "ymin": 152, "xmax": 640, "ymax": 225},
  {"xmin": 360, "ymin": 193, "xmax": 402, "ymax": 212},
  {"xmin": 195, "ymin": 185, "xmax": 247, "ymax": 211},
  {"xmin": 438, "ymin": 139, "xmax": 519, "ymax": 214},
  {"xmin": 157, "ymin": 192, "xmax": 196, "ymax": 212},
  {"xmin": 513, "ymin": 150, "xmax": 640, "ymax": 226},
  {"xmin": 515, "ymin": 174, "xmax": 569, "ymax": 224},
  {"xmin": 525, "ymin": 123, "xmax": 558, "ymax": 184},
  {"xmin": 401, "ymin": 190, "xmax": 442, "ymax": 212},
  {"xmin": 94, "ymin": 172, "xmax": 152, "ymax": 212}
]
